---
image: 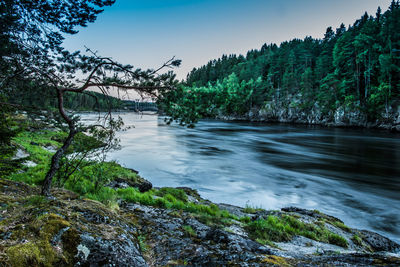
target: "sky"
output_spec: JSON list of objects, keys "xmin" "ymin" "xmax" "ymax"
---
[{"xmin": 63, "ymin": 0, "xmax": 393, "ymax": 81}]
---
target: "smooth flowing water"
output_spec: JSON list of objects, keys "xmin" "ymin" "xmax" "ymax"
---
[{"xmin": 82, "ymin": 112, "xmax": 400, "ymax": 243}]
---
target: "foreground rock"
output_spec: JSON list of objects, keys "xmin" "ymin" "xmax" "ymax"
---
[
  {"xmin": 0, "ymin": 180, "xmax": 147, "ymax": 267},
  {"xmin": 0, "ymin": 179, "xmax": 399, "ymax": 266}
]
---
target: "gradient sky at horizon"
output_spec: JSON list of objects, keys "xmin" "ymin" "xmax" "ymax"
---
[{"xmin": 63, "ymin": 0, "xmax": 392, "ymax": 81}]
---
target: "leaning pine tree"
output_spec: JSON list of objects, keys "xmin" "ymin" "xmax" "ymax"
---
[
  {"xmin": 40, "ymin": 52, "xmax": 182, "ymax": 196},
  {"xmin": 0, "ymin": 0, "xmax": 189, "ymax": 196}
]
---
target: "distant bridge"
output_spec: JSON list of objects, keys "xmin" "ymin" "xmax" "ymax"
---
[{"xmin": 122, "ymin": 100, "xmax": 158, "ymax": 112}]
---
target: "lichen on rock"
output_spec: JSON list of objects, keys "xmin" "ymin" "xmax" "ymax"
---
[{"xmin": 0, "ymin": 178, "xmax": 399, "ymax": 266}]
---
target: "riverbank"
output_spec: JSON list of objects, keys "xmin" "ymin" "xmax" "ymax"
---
[
  {"xmin": 1, "ymin": 179, "xmax": 399, "ymax": 266},
  {"xmin": 1, "ymin": 128, "xmax": 400, "ymax": 265},
  {"xmin": 216, "ymin": 102, "xmax": 400, "ymax": 132}
]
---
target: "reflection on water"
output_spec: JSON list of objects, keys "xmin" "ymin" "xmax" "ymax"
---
[{"xmin": 82, "ymin": 112, "xmax": 400, "ymax": 242}]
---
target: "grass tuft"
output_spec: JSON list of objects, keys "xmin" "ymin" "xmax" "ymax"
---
[
  {"xmin": 245, "ymin": 215, "xmax": 348, "ymax": 248},
  {"xmin": 182, "ymin": 225, "xmax": 197, "ymax": 237},
  {"xmin": 351, "ymin": 234, "xmax": 363, "ymax": 246}
]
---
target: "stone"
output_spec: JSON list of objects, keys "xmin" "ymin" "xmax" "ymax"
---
[
  {"xmin": 12, "ymin": 149, "xmax": 29, "ymax": 160},
  {"xmin": 22, "ymin": 160, "xmax": 37, "ymax": 167},
  {"xmin": 106, "ymin": 177, "xmax": 152, "ymax": 192},
  {"xmin": 136, "ymin": 179, "xmax": 152, "ymax": 193},
  {"xmin": 75, "ymin": 233, "xmax": 147, "ymax": 267},
  {"xmin": 43, "ymin": 145, "xmax": 57, "ymax": 153},
  {"xmin": 359, "ymin": 230, "xmax": 400, "ymax": 252}
]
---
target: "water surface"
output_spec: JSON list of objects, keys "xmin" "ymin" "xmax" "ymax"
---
[{"xmin": 82, "ymin": 112, "xmax": 400, "ymax": 243}]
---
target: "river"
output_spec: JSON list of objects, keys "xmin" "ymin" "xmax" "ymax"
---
[{"xmin": 81, "ymin": 112, "xmax": 400, "ymax": 243}]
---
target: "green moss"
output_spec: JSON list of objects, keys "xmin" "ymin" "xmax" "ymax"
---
[
  {"xmin": 7, "ymin": 242, "xmax": 44, "ymax": 267},
  {"xmin": 6, "ymin": 212, "xmax": 67, "ymax": 267},
  {"xmin": 61, "ymin": 228, "xmax": 81, "ymax": 257},
  {"xmin": 3, "ymin": 204, "xmax": 81, "ymax": 266},
  {"xmin": 41, "ymin": 214, "xmax": 70, "ymax": 233},
  {"xmin": 261, "ymin": 255, "xmax": 291, "ymax": 266}
]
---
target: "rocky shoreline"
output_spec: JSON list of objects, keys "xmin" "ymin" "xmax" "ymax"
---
[
  {"xmin": 1, "ymin": 177, "xmax": 399, "ymax": 266},
  {"xmin": 217, "ymin": 101, "xmax": 400, "ymax": 132}
]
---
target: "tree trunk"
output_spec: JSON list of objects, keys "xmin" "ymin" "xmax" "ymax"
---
[
  {"xmin": 41, "ymin": 129, "xmax": 76, "ymax": 196},
  {"xmin": 41, "ymin": 88, "xmax": 77, "ymax": 196}
]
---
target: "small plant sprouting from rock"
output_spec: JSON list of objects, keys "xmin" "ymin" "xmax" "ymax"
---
[
  {"xmin": 137, "ymin": 234, "xmax": 149, "ymax": 253},
  {"xmin": 352, "ymin": 234, "xmax": 363, "ymax": 246},
  {"xmin": 24, "ymin": 195, "xmax": 48, "ymax": 206},
  {"xmin": 243, "ymin": 203, "xmax": 263, "ymax": 214},
  {"xmin": 182, "ymin": 225, "xmax": 197, "ymax": 238},
  {"xmin": 330, "ymin": 220, "xmax": 351, "ymax": 232}
]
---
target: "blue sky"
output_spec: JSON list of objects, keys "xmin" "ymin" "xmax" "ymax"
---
[{"xmin": 63, "ymin": 0, "xmax": 392, "ymax": 80}]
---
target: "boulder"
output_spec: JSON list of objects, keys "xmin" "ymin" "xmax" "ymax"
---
[
  {"xmin": 360, "ymin": 230, "xmax": 400, "ymax": 252},
  {"xmin": 106, "ymin": 177, "xmax": 152, "ymax": 193},
  {"xmin": 76, "ymin": 233, "xmax": 147, "ymax": 267}
]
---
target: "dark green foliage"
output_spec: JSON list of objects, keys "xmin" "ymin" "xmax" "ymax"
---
[
  {"xmin": 0, "ymin": 103, "xmax": 23, "ymax": 178},
  {"xmin": 182, "ymin": 2, "xmax": 400, "ymax": 120},
  {"xmin": 159, "ymin": 74, "xmax": 267, "ymax": 124},
  {"xmin": 9, "ymin": 89, "xmax": 124, "ymax": 112},
  {"xmin": 0, "ymin": 0, "xmax": 115, "ymax": 95}
]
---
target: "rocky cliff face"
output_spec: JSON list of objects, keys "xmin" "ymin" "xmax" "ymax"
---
[
  {"xmin": 1, "ymin": 179, "xmax": 399, "ymax": 266},
  {"xmin": 220, "ymin": 99, "xmax": 400, "ymax": 132}
]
